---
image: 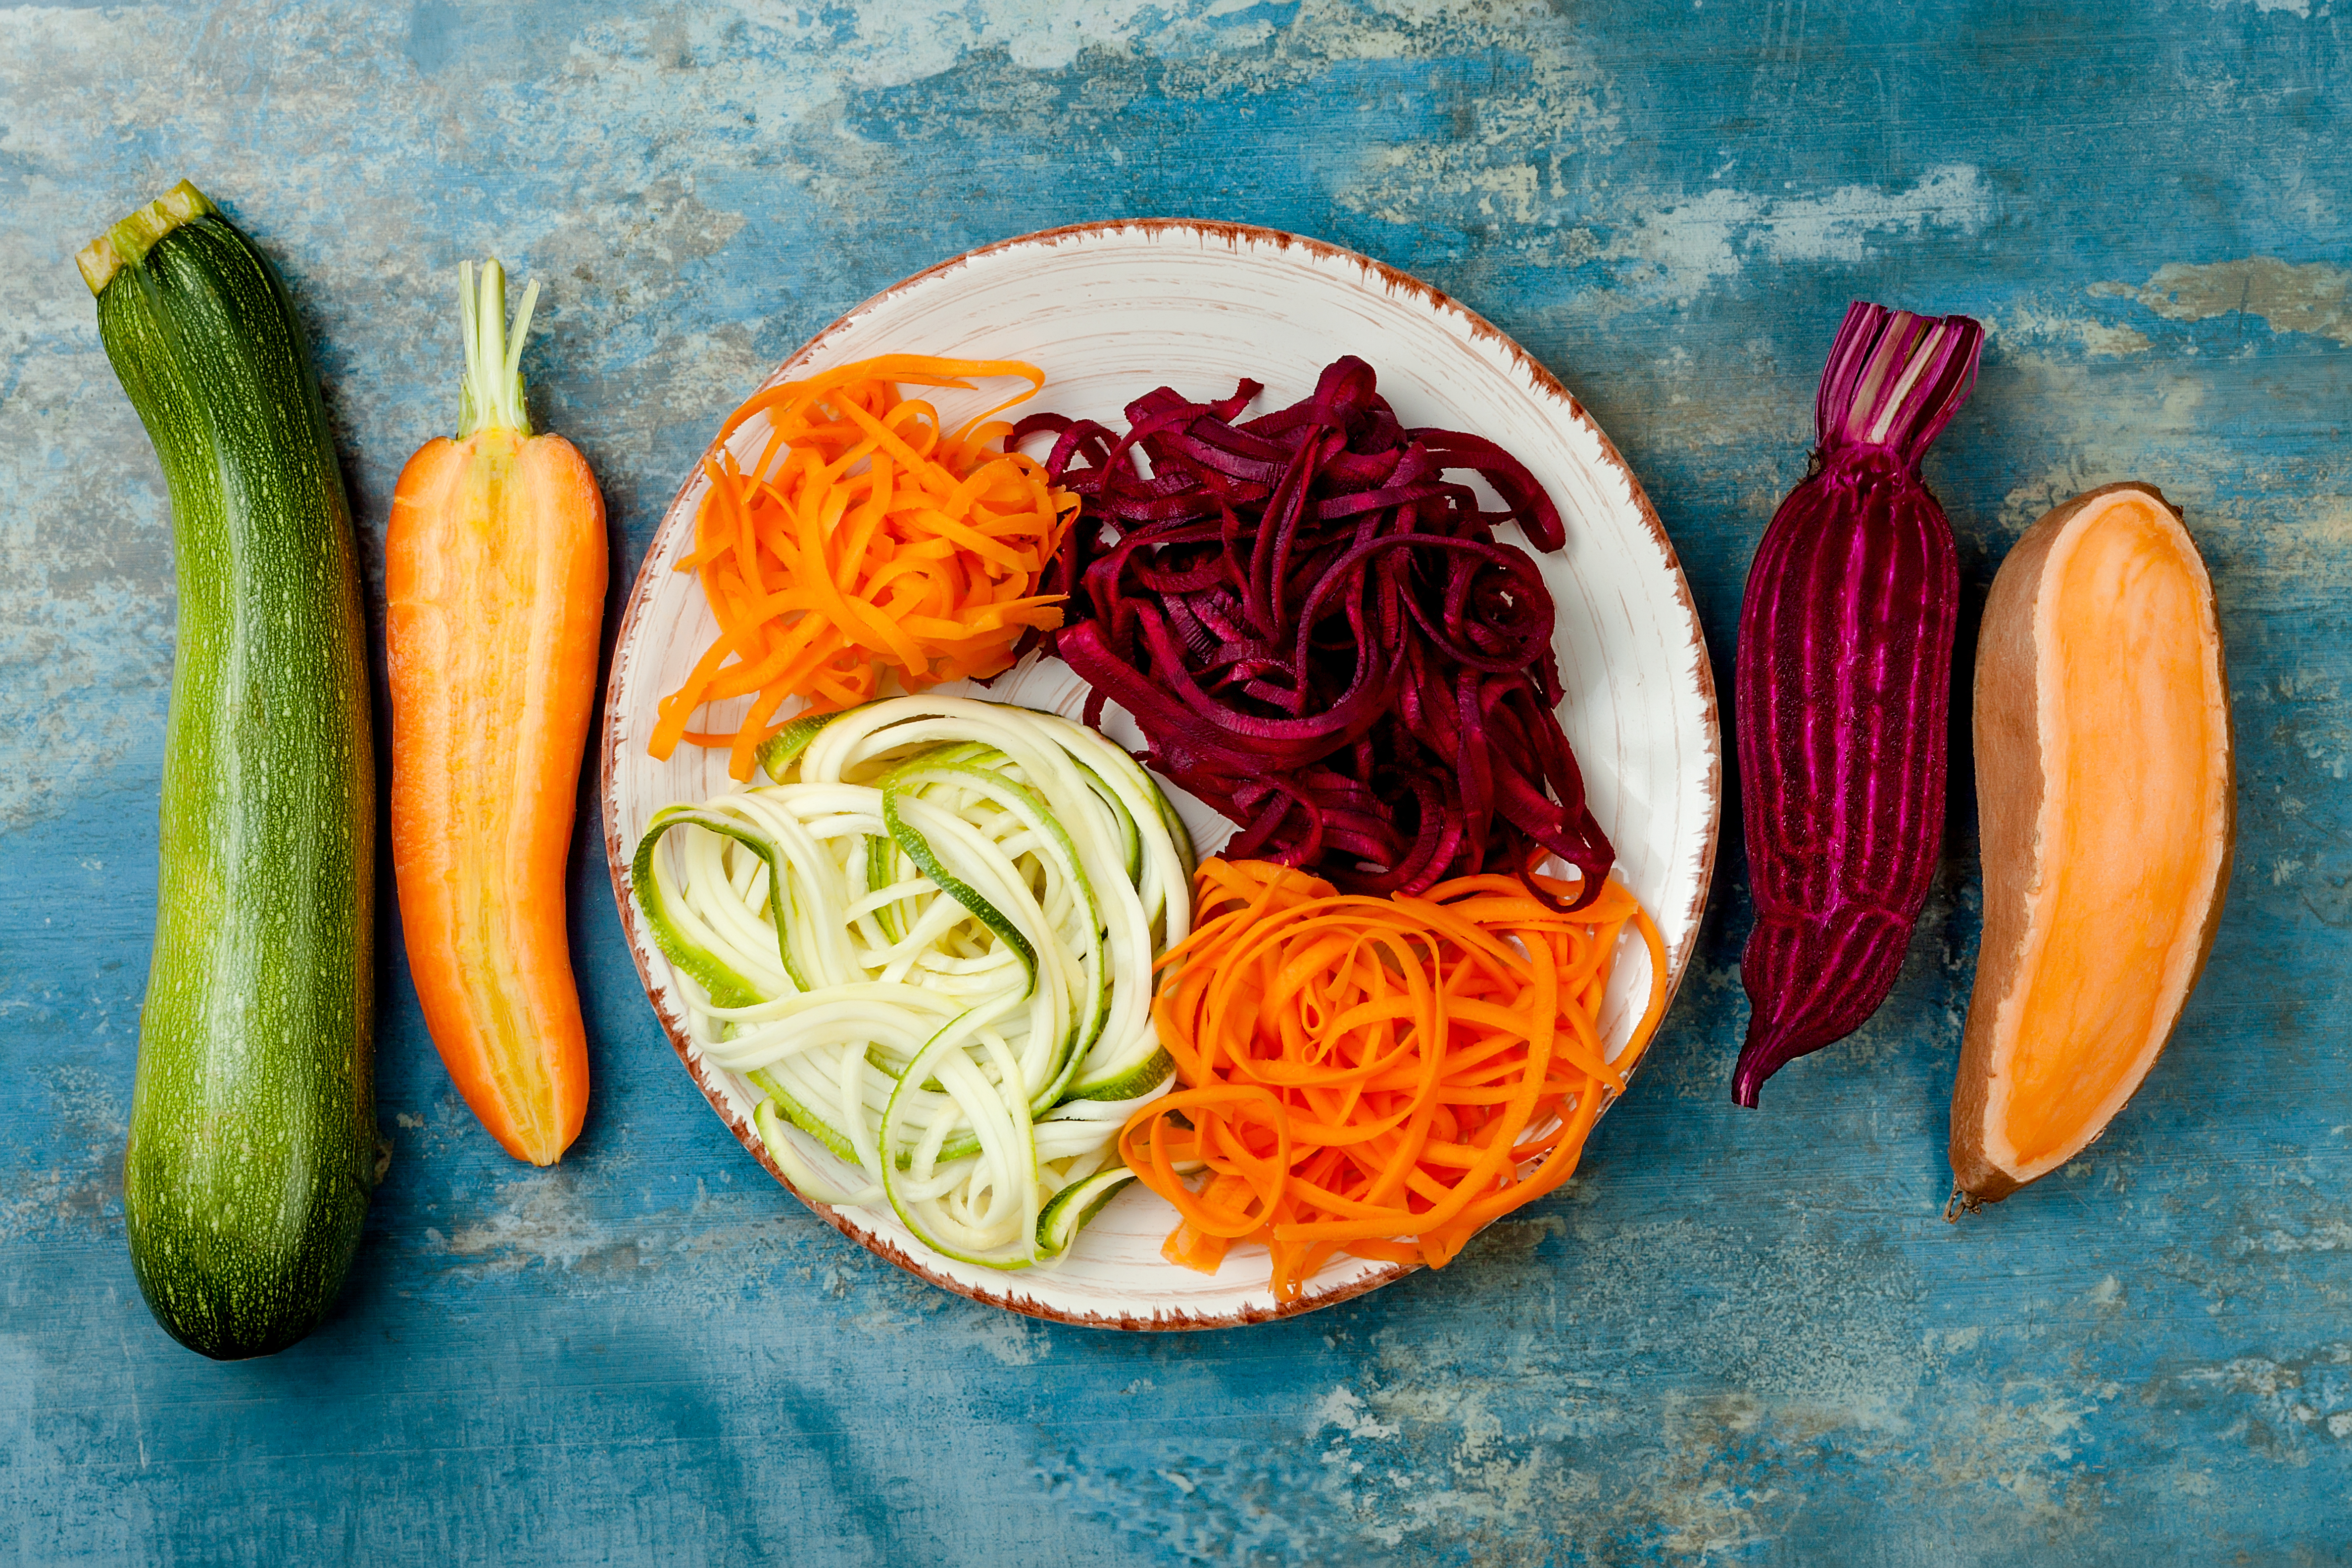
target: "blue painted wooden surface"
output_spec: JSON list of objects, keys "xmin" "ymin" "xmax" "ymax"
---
[{"xmin": 4, "ymin": 1, "xmax": 2348, "ymax": 1561}]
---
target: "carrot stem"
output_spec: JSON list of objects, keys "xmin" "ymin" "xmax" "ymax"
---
[{"xmin": 456, "ymin": 258, "xmax": 539, "ymax": 437}]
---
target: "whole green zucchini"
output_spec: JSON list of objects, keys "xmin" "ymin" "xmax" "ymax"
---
[{"xmin": 83, "ymin": 182, "xmax": 379, "ymax": 1359}]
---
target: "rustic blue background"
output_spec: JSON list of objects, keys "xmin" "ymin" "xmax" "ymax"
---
[{"xmin": 5, "ymin": 1, "xmax": 2348, "ymax": 1562}]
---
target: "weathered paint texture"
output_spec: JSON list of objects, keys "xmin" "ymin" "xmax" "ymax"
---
[{"xmin": 3, "ymin": 1, "xmax": 2349, "ymax": 1562}]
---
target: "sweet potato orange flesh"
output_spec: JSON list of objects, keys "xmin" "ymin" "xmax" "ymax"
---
[{"xmin": 1950, "ymin": 484, "xmax": 2232, "ymax": 1204}]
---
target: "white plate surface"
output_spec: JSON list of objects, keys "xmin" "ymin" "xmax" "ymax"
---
[{"xmin": 601, "ymin": 220, "xmax": 1719, "ymax": 1328}]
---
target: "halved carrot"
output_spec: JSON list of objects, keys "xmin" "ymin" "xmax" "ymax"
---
[
  {"xmin": 388, "ymin": 261, "xmax": 605, "ymax": 1165},
  {"xmin": 1120, "ymin": 858, "xmax": 1667, "ymax": 1301}
]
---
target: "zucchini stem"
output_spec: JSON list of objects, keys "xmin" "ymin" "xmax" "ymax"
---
[
  {"xmin": 77, "ymin": 179, "xmax": 217, "ymax": 296},
  {"xmin": 458, "ymin": 257, "xmax": 539, "ymax": 437}
]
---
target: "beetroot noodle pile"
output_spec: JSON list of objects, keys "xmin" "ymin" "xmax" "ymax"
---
[{"xmin": 1011, "ymin": 355, "xmax": 1612, "ymax": 908}]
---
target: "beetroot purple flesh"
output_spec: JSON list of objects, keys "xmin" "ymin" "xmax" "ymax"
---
[
  {"xmin": 1013, "ymin": 356, "xmax": 1613, "ymax": 906},
  {"xmin": 1732, "ymin": 302, "xmax": 1984, "ymax": 1107}
]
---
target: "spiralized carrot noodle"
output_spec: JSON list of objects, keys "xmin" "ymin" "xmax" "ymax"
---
[
  {"xmin": 651, "ymin": 354, "xmax": 1077, "ymax": 778},
  {"xmin": 1119, "ymin": 856, "xmax": 1668, "ymax": 1303}
]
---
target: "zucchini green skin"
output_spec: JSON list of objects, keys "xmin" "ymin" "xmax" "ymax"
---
[{"xmin": 96, "ymin": 193, "xmax": 378, "ymax": 1359}]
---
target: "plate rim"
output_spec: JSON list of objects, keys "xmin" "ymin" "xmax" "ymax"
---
[{"xmin": 598, "ymin": 216, "xmax": 1722, "ymax": 1330}]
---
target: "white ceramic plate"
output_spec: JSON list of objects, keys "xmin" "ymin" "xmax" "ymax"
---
[{"xmin": 601, "ymin": 221, "xmax": 1719, "ymax": 1328}]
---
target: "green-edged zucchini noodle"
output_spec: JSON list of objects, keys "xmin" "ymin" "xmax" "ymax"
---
[{"xmin": 632, "ymin": 696, "xmax": 1196, "ymax": 1268}]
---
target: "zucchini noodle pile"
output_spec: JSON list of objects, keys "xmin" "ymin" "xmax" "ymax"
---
[{"xmin": 633, "ymin": 696, "xmax": 1195, "ymax": 1268}]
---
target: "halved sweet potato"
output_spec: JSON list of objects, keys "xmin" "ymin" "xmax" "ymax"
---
[{"xmin": 1950, "ymin": 483, "xmax": 2233, "ymax": 1206}]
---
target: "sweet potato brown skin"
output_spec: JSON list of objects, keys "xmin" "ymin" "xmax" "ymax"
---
[{"xmin": 1949, "ymin": 482, "xmax": 2235, "ymax": 1207}]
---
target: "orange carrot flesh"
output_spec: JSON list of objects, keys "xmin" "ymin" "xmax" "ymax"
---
[
  {"xmin": 388, "ymin": 262, "xmax": 606, "ymax": 1166},
  {"xmin": 1120, "ymin": 858, "xmax": 1668, "ymax": 1303},
  {"xmin": 650, "ymin": 355, "xmax": 1074, "ymax": 778}
]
